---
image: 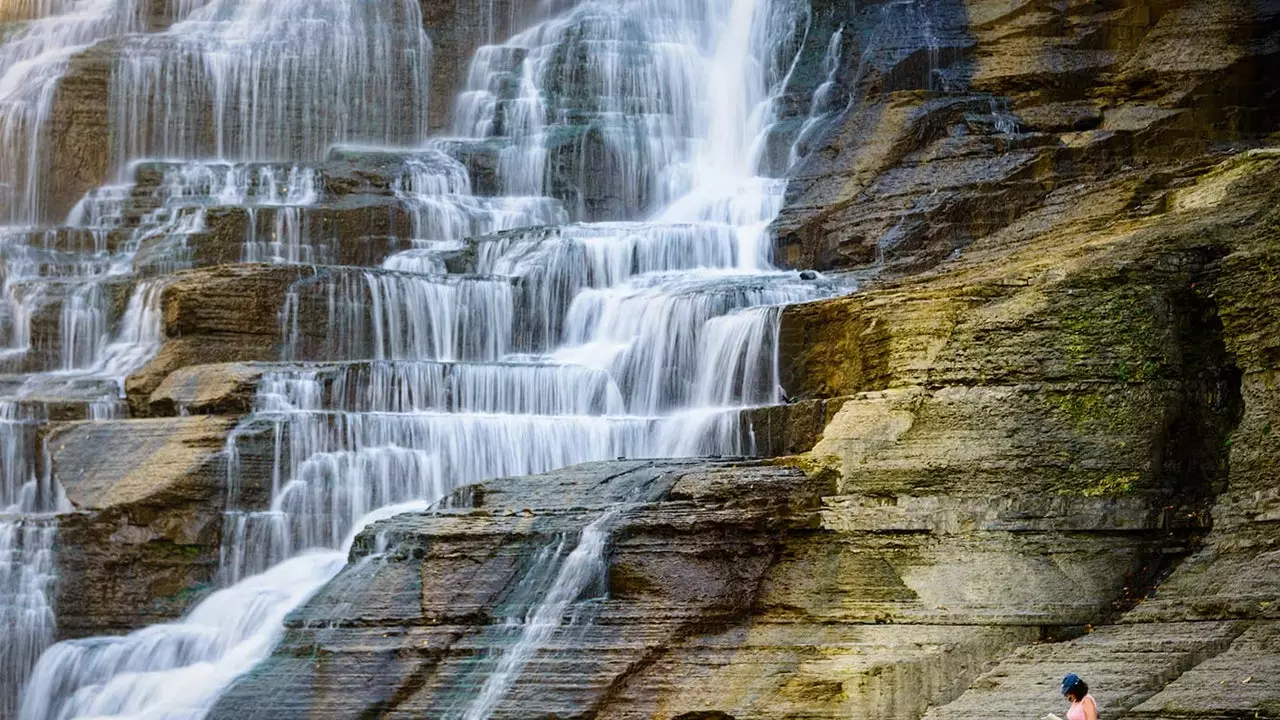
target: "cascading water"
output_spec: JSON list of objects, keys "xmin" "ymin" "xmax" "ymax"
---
[
  {"xmin": 462, "ymin": 512, "xmax": 616, "ymax": 720},
  {"xmin": 110, "ymin": 0, "xmax": 432, "ymax": 168},
  {"xmin": 0, "ymin": 0, "xmax": 145, "ymax": 225},
  {"xmin": 0, "ymin": 0, "xmax": 858, "ymax": 714}
]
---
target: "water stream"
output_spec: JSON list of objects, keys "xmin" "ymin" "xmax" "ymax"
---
[{"xmin": 462, "ymin": 512, "xmax": 616, "ymax": 720}]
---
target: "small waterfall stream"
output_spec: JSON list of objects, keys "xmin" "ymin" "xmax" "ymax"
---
[
  {"xmin": 463, "ymin": 512, "xmax": 616, "ymax": 720},
  {"xmin": 0, "ymin": 0, "xmax": 857, "ymax": 715}
]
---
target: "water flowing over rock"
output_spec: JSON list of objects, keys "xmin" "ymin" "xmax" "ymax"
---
[
  {"xmin": 0, "ymin": 0, "xmax": 854, "ymax": 713},
  {"xmin": 1, "ymin": 0, "xmax": 1280, "ymax": 717}
]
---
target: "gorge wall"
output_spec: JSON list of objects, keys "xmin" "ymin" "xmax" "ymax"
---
[{"xmin": 0, "ymin": 0, "xmax": 1278, "ymax": 718}]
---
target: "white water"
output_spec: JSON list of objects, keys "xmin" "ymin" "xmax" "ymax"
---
[
  {"xmin": 0, "ymin": 0, "xmax": 859, "ymax": 713},
  {"xmin": 462, "ymin": 512, "xmax": 615, "ymax": 720},
  {"xmin": 0, "ymin": 0, "xmax": 145, "ymax": 224},
  {"xmin": 110, "ymin": 0, "xmax": 431, "ymax": 168},
  {"xmin": 18, "ymin": 500, "xmax": 431, "ymax": 720},
  {"xmin": 0, "ymin": 518, "xmax": 58, "ymax": 717}
]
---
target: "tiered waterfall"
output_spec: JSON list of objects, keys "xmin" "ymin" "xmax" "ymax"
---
[{"xmin": 0, "ymin": 0, "xmax": 849, "ymax": 716}]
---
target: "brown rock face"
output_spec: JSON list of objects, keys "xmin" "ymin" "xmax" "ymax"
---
[
  {"xmin": 206, "ymin": 455, "xmax": 1186, "ymax": 719},
  {"xmin": 767, "ymin": 151, "xmax": 1280, "ymax": 720},
  {"xmin": 418, "ymin": 0, "xmax": 543, "ymax": 132},
  {"xmin": 49, "ymin": 415, "xmax": 274, "ymax": 636},
  {"xmin": 42, "ymin": 44, "xmax": 112, "ymax": 225},
  {"xmin": 773, "ymin": 0, "xmax": 1280, "ymax": 275}
]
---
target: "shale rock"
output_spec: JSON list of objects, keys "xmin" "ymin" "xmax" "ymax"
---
[
  {"xmin": 208, "ymin": 450, "xmax": 1189, "ymax": 719},
  {"xmin": 773, "ymin": 148, "xmax": 1280, "ymax": 720},
  {"xmin": 48, "ymin": 415, "xmax": 274, "ymax": 636},
  {"xmin": 775, "ymin": 0, "xmax": 1280, "ymax": 275}
]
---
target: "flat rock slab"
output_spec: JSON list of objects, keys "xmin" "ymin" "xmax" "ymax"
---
[
  {"xmin": 48, "ymin": 415, "xmax": 237, "ymax": 511},
  {"xmin": 207, "ymin": 455, "xmax": 1191, "ymax": 719},
  {"xmin": 923, "ymin": 622, "xmax": 1248, "ymax": 720}
]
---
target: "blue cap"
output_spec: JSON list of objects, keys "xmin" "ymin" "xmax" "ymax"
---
[{"xmin": 1062, "ymin": 674, "xmax": 1081, "ymax": 695}]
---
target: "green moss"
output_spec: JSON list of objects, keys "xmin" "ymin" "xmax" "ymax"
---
[
  {"xmin": 156, "ymin": 582, "xmax": 211, "ymax": 606},
  {"xmin": 1059, "ymin": 288, "xmax": 1174, "ymax": 382},
  {"xmin": 1045, "ymin": 390, "xmax": 1135, "ymax": 434},
  {"xmin": 768, "ymin": 453, "xmax": 840, "ymax": 473},
  {"xmin": 1081, "ymin": 472, "xmax": 1139, "ymax": 497}
]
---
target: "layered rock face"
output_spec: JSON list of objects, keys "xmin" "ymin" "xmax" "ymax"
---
[
  {"xmin": 208, "ymin": 457, "xmax": 1164, "ymax": 718},
  {"xmin": 775, "ymin": 149, "xmax": 1280, "ymax": 718},
  {"xmin": 774, "ymin": 0, "xmax": 1280, "ymax": 275},
  {"xmin": 2, "ymin": 0, "xmax": 1279, "ymax": 717},
  {"xmin": 208, "ymin": 143, "xmax": 1280, "ymax": 719},
  {"xmin": 200, "ymin": 148, "xmax": 1279, "ymax": 717}
]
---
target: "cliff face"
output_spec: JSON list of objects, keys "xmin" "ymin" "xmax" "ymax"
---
[
  {"xmin": 774, "ymin": 0, "xmax": 1280, "ymax": 275},
  {"xmin": 203, "ymin": 149, "xmax": 1280, "ymax": 719},
  {"xmin": 8, "ymin": 0, "xmax": 1280, "ymax": 717}
]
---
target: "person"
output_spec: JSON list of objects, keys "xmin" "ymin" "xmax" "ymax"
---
[{"xmin": 1061, "ymin": 674, "xmax": 1098, "ymax": 720}]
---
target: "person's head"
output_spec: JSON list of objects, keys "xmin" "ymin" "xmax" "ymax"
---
[{"xmin": 1061, "ymin": 674, "xmax": 1088, "ymax": 702}]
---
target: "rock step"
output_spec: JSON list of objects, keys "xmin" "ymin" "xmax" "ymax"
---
[
  {"xmin": 121, "ymin": 263, "xmax": 530, "ymax": 408},
  {"xmin": 204, "ymin": 450, "xmax": 1208, "ymax": 719},
  {"xmin": 0, "ymin": 380, "xmax": 125, "ymax": 419},
  {"xmin": 1126, "ymin": 622, "xmax": 1280, "ymax": 720},
  {"xmin": 47, "ymin": 414, "xmax": 276, "ymax": 636},
  {"xmin": 148, "ymin": 359, "xmax": 628, "ymax": 417},
  {"xmin": 0, "ymin": 227, "xmax": 131, "ymax": 257},
  {"xmin": 922, "ymin": 621, "xmax": 1248, "ymax": 720}
]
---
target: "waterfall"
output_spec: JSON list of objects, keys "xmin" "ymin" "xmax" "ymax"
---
[
  {"xmin": 0, "ymin": 519, "xmax": 57, "ymax": 719},
  {"xmin": 110, "ymin": 0, "xmax": 431, "ymax": 167},
  {"xmin": 18, "ymin": 501, "xmax": 433, "ymax": 720},
  {"xmin": 1, "ymin": 0, "xmax": 861, "ymax": 713},
  {"xmin": 0, "ymin": 0, "xmax": 145, "ymax": 225},
  {"xmin": 462, "ymin": 512, "xmax": 615, "ymax": 720}
]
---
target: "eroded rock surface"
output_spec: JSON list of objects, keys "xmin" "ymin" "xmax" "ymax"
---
[
  {"xmin": 774, "ymin": 0, "xmax": 1280, "ymax": 275},
  {"xmin": 49, "ymin": 415, "xmax": 274, "ymax": 635},
  {"xmin": 206, "ymin": 448, "xmax": 1191, "ymax": 719}
]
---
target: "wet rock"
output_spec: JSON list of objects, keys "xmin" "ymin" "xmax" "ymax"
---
[
  {"xmin": 208, "ymin": 449, "xmax": 1191, "ymax": 718},
  {"xmin": 147, "ymin": 363, "xmax": 273, "ymax": 417},
  {"xmin": 48, "ymin": 415, "xmax": 274, "ymax": 636},
  {"xmin": 172, "ymin": 202, "xmax": 418, "ymax": 270},
  {"xmin": 39, "ymin": 43, "xmax": 112, "ymax": 224},
  {"xmin": 416, "ymin": 0, "xmax": 543, "ymax": 132},
  {"xmin": 126, "ymin": 264, "xmax": 336, "ymax": 411}
]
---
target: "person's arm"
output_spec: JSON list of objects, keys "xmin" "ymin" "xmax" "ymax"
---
[{"xmin": 1083, "ymin": 696, "xmax": 1098, "ymax": 720}]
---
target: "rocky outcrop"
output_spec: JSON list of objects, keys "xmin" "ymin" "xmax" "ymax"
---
[
  {"xmin": 913, "ymin": 152, "xmax": 1280, "ymax": 720},
  {"xmin": 49, "ymin": 415, "xmax": 274, "ymax": 636},
  {"xmin": 208, "ymin": 454, "xmax": 1185, "ymax": 719},
  {"xmin": 199, "ymin": 149, "xmax": 1280, "ymax": 720},
  {"xmin": 768, "ymin": 150, "xmax": 1278, "ymax": 719},
  {"xmin": 774, "ymin": 0, "xmax": 1280, "ymax": 275}
]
